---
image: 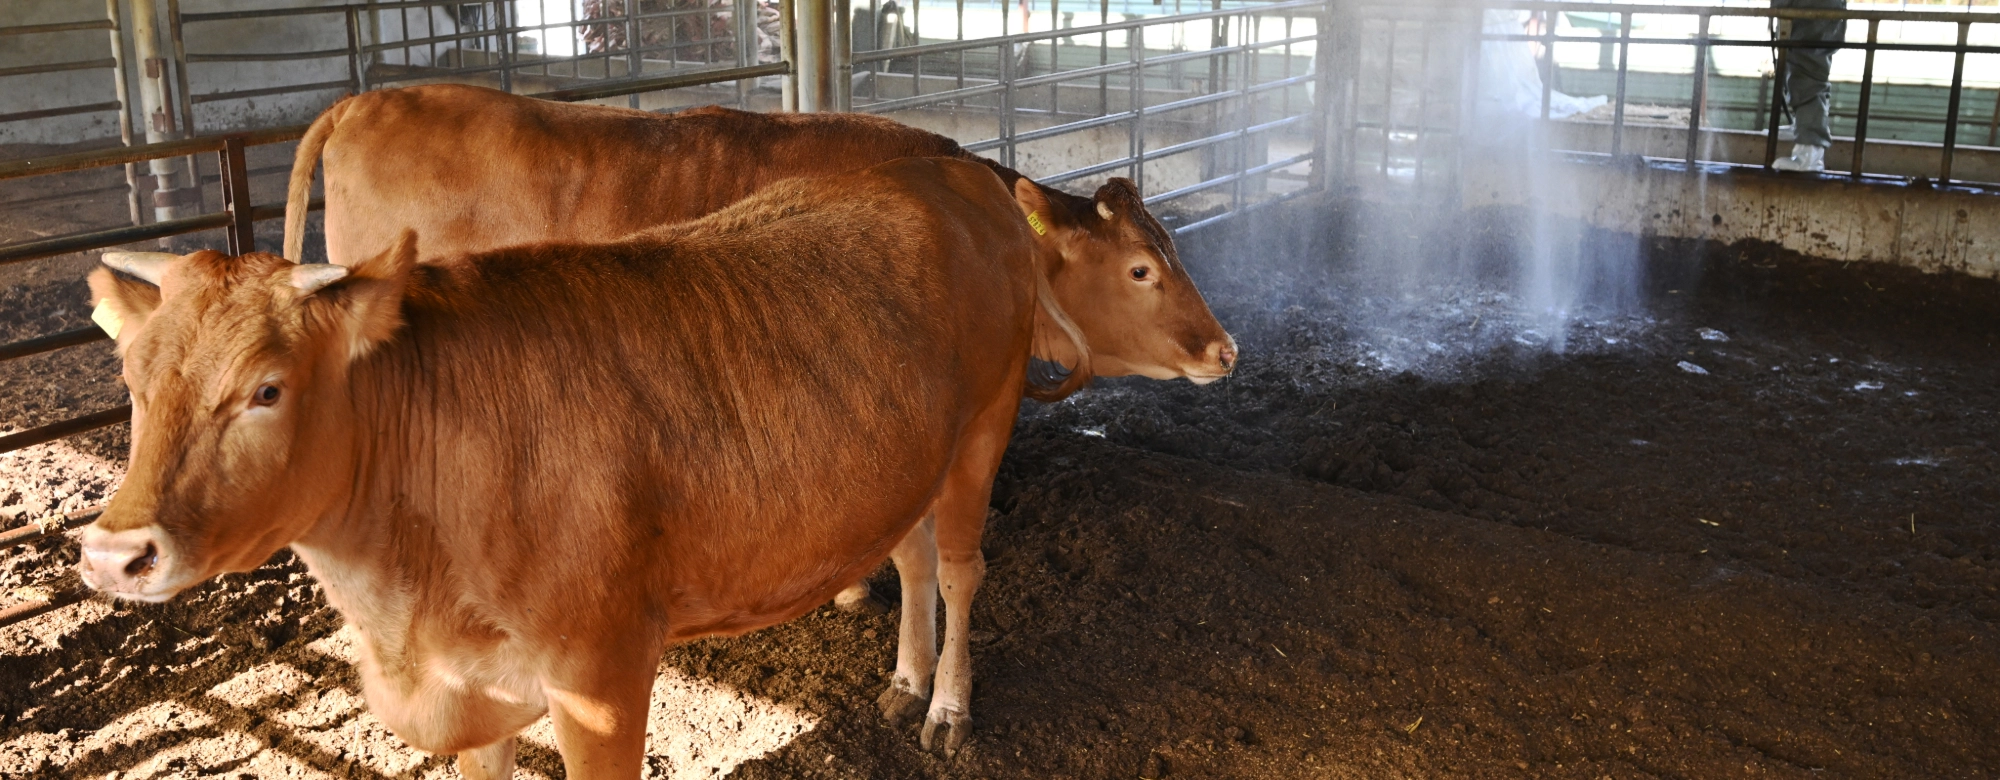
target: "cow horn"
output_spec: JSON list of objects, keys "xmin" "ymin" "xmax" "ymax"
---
[
  {"xmin": 1096, "ymin": 201, "xmax": 1115, "ymax": 221},
  {"xmin": 290, "ymin": 264, "xmax": 350, "ymax": 295},
  {"xmin": 100, "ymin": 252, "xmax": 177, "ymax": 285}
]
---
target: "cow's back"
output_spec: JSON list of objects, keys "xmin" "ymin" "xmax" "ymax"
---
[{"xmin": 318, "ymin": 85, "xmax": 979, "ymax": 265}]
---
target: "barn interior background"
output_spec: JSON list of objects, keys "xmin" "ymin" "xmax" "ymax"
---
[{"xmin": 4, "ymin": 0, "xmax": 2000, "ymax": 777}]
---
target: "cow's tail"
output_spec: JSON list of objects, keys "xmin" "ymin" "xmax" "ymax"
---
[
  {"xmin": 1025, "ymin": 270, "xmax": 1092, "ymax": 403},
  {"xmin": 282, "ymin": 98, "xmax": 349, "ymax": 262}
]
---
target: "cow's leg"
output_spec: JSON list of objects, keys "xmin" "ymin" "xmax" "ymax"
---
[
  {"xmin": 456, "ymin": 737, "xmax": 516, "ymax": 780},
  {"xmin": 544, "ymin": 641, "xmax": 661, "ymax": 779},
  {"xmin": 920, "ymin": 387, "xmax": 1020, "ymax": 756},
  {"xmin": 877, "ymin": 515, "xmax": 939, "ymax": 723}
]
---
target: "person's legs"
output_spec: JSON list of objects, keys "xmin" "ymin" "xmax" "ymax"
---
[{"xmin": 1774, "ymin": 4, "xmax": 1844, "ymax": 171}]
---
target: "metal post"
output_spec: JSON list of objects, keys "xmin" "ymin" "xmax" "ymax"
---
[
  {"xmin": 1939, "ymin": 21, "xmax": 1967, "ymax": 185},
  {"xmin": 626, "ymin": 0, "xmax": 642, "ymax": 107},
  {"xmin": 1684, "ymin": 13, "xmax": 1709, "ymax": 166},
  {"xmin": 1850, "ymin": 18, "xmax": 1877, "ymax": 179},
  {"xmin": 106, "ymin": 0, "xmax": 143, "ymax": 227},
  {"xmin": 1380, "ymin": 19, "xmax": 1395, "ymax": 177},
  {"xmin": 1000, "ymin": 39, "xmax": 1016, "ymax": 168},
  {"xmin": 219, "ymin": 135, "xmax": 253, "ymax": 254},
  {"xmin": 781, "ymin": 0, "xmax": 799, "ymax": 109},
  {"xmin": 497, "ymin": 0, "xmax": 513, "ymax": 93},
  {"xmin": 1412, "ymin": 18, "xmax": 1431, "ymax": 187},
  {"xmin": 836, "ymin": 0, "xmax": 853, "ymax": 110},
  {"xmin": 737, "ymin": 0, "xmax": 757, "ymax": 108},
  {"xmin": 1764, "ymin": 46, "xmax": 1786, "ymax": 168},
  {"xmin": 129, "ymin": 0, "xmax": 196, "ymax": 226},
  {"xmin": 1610, "ymin": 11, "xmax": 1629, "ymax": 157},
  {"xmin": 1130, "ymin": 18, "xmax": 1147, "ymax": 187},
  {"xmin": 346, "ymin": 7, "xmax": 367, "ymax": 93},
  {"xmin": 797, "ymin": 0, "xmax": 833, "ymax": 110},
  {"xmin": 1308, "ymin": 4, "xmax": 1333, "ymax": 193}
]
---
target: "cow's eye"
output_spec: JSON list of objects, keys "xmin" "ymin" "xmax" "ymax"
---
[
  {"xmin": 1130, "ymin": 266, "xmax": 1150, "ymax": 281},
  {"xmin": 253, "ymin": 384, "xmax": 281, "ymax": 406}
]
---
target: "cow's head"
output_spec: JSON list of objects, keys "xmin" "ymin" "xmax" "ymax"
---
[
  {"xmin": 1012, "ymin": 178, "xmax": 1236, "ymax": 384},
  {"xmin": 77, "ymin": 236, "xmax": 416, "ymax": 602}
]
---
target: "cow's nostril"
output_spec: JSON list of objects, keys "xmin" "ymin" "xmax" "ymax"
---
[
  {"xmin": 124, "ymin": 542, "xmax": 157, "ymax": 578},
  {"xmin": 1219, "ymin": 346, "xmax": 1237, "ymax": 369}
]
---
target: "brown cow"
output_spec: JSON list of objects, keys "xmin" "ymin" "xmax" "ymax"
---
[
  {"xmin": 281, "ymin": 84, "xmax": 1235, "ymax": 384},
  {"xmin": 280, "ymin": 84, "xmax": 1239, "ymax": 727},
  {"xmin": 79, "ymin": 158, "xmax": 1061, "ymax": 778}
]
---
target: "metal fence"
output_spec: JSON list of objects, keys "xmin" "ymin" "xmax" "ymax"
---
[{"xmin": 1330, "ymin": 0, "xmax": 2000, "ymax": 193}]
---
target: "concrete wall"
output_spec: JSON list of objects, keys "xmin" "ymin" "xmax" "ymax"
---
[{"xmin": 1459, "ymin": 157, "xmax": 2000, "ymax": 279}]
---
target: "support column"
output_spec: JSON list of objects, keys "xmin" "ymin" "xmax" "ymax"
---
[{"xmin": 128, "ymin": 0, "xmax": 197, "ymax": 224}]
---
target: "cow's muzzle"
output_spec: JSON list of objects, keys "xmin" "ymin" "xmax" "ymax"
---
[{"xmin": 79, "ymin": 525, "xmax": 178, "ymax": 602}]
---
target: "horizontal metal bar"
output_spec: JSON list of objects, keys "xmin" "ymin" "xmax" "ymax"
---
[
  {"xmin": 179, "ymin": 5, "xmax": 352, "ymax": 22},
  {"xmin": 851, "ymin": 0, "xmax": 1324, "ymax": 64},
  {"xmin": 1008, "ymin": 59, "xmax": 1139, "ymax": 90},
  {"xmin": 0, "ymin": 58, "xmax": 117, "ymax": 78},
  {"xmin": 528, "ymin": 61, "xmax": 791, "ymax": 102},
  {"xmin": 1011, "ymin": 108, "xmax": 1141, "ymax": 145},
  {"xmin": 1171, "ymin": 184, "xmax": 1320, "ymax": 236},
  {"xmin": 1370, "ymin": 0, "xmax": 2000, "ymax": 25},
  {"xmin": 187, "ymin": 48, "xmax": 351, "ymax": 63},
  {"xmin": 361, "ymin": 27, "xmax": 499, "ymax": 53},
  {"xmin": 0, "ymin": 405, "xmax": 131, "ymax": 455},
  {"xmin": 1041, "ymin": 152, "xmax": 1143, "ymax": 185},
  {"xmin": 0, "ymin": 124, "xmax": 305, "ymax": 180},
  {"xmin": 1143, "ymin": 33, "xmax": 1320, "ymax": 68},
  {"xmin": 0, "ymin": 214, "xmax": 232, "ymax": 266},
  {"xmin": 0, "ymin": 101, "xmax": 123, "ymax": 125},
  {"xmin": 1481, "ymin": 32, "xmax": 2000, "ymax": 56},
  {"xmin": 0, "ymin": 507, "xmax": 101, "ymax": 548},
  {"xmin": 0, "ymin": 20, "xmax": 115, "ymax": 36},
  {"xmin": 0, "ymin": 326, "xmax": 107, "ymax": 363},
  {"xmin": 0, "ymin": 588, "xmax": 89, "ymax": 630},
  {"xmin": 857, "ymin": 81, "xmax": 1009, "ymax": 114},
  {"xmin": 1145, "ymin": 149, "xmax": 1315, "ymax": 206},
  {"xmin": 190, "ymin": 79, "xmax": 352, "ymax": 105}
]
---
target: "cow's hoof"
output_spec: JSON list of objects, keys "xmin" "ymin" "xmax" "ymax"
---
[
  {"xmin": 920, "ymin": 710, "xmax": 970, "ymax": 757},
  {"xmin": 835, "ymin": 583, "xmax": 889, "ymax": 615},
  {"xmin": 877, "ymin": 684, "xmax": 928, "ymax": 725}
]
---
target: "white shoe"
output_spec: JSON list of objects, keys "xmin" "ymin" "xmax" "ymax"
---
[{"xmin": 1772, "ymin": 143, "xmax": 1825, "ymax": 172}]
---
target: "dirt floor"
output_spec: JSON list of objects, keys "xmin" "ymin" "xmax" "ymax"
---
[{"xmin": 4, "ymin": 187, "xmax": 2000, "ymax": 779}]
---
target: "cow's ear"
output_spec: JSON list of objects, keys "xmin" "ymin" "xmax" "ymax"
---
[
  {"xmin": 1013, "ymin": 178, "xmax": 1055, "ymax": 233},
  {"xmin": 87, "ymin": 266, "xmax": 164, "ymax": 356},
  {"xmin": 301, "ymin": 230, "xmax": 417, "ymax": 364}
]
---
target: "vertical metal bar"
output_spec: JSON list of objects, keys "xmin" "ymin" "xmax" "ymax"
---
[
  {"xmin": 1850, "ymin": 18, "xmax": 1877, "ymax": 179},
  {"xmin": 347, "ymin": 8, "xmax": 368, "ymax": 92},
  {"xmin": 1132, "ymin": 19, "xmax": 1147, "ymax": 193},
  {"xmin": 219, "ymin": 136, "xmax": 253, "ymax": 254},
  {"xmin": 1610, "ymin": 11, "xmax": 1630, "ymax": 157},
  {"xmin": 1940, "ymin": 21, "xmax": 1967, "ymax": 184},
  {"xmin": 1537, "ymin": 9, "xmax": 1552, "ymax": 121},
  {"xmin": 107, "ymin": 0, "xmax": 143, "ymax": 227},
  {"xmin": 781, "ymin": 0, "xmax": 799, "ymax": 109},
  {"xmin": 163, "ymin": 0, "xmax": 202, "ymax": 215},
  {"xmin": 1099, "ymin": 0, "xmax": 1109, "ymax": 117},
  {"xmin": 1764, "ymin": 38, "xmax": 1785, "ymax": 168},
  {"xmin": 1050, "ymin": 0, "xmax": 1061, "ymax": 114},
  {"xmin": 627, "ymin": 0, "xmax": 642, "ymax": 107},
  {"xmin": 497, "ymin": 0, "xmax": 513, "ymax": 93},
  {"xmin": 1412, "ymin": 18, "xmax": 1431, "ymax": 187},
  {"xmin": 836, "ymin": 0, "xmax": 853, "ymax": 110},
  {"xmin": 954, "ymin": 0, "xmax": 964, "ymax": 109},
  {"xmin": 1308, "ymin": 2, "xmax": 1333, "ymax": 193},
  {"xmin": 1685, "ymin": 13, "xmax": 1709, "ymax": 166},
  {"xmin": 1000, "ymin": 40, "xmax": 1016, "ymax": 168},
  {"xmin": 737, "ymin": 0, "xmax": 756, "ymax": 108},
  {"xmin": 1380, "ymin": 18, "xmax": 1395, "ymax": 177}
]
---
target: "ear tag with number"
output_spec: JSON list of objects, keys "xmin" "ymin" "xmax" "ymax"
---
[
  {"xmin": 1026, "ymin": 211, "xmax": 1048, "ymax": 236},
  {"xmin": 91, "ymin": 300, "xmax": 124, "ymax": 339}
]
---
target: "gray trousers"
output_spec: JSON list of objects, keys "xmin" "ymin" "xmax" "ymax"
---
[{"xmin": 1773, "ymin": 0, "xmax": 1847, "ymax": 148}]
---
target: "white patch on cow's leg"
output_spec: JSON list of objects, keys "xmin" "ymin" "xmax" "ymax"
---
[
  {"xmin": 877, "ymin": 516, "xmax": 938, "ymax": 725},
  {"xmin": 921, "ymin": 551, "xmax": 985, "ymax": 757},
  {"xmin": 456, "ymin": 736, "xmax": 516, "ymax": 780}
]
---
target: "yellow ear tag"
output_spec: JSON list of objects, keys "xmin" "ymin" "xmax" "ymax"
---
[
  {"xmin": 1026, "ymin": 211, "xmax": 1048, "ymax": 236},
  {"xmin": 91, "ymin": 300, "xmax": 124, "ymax": 339}
]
